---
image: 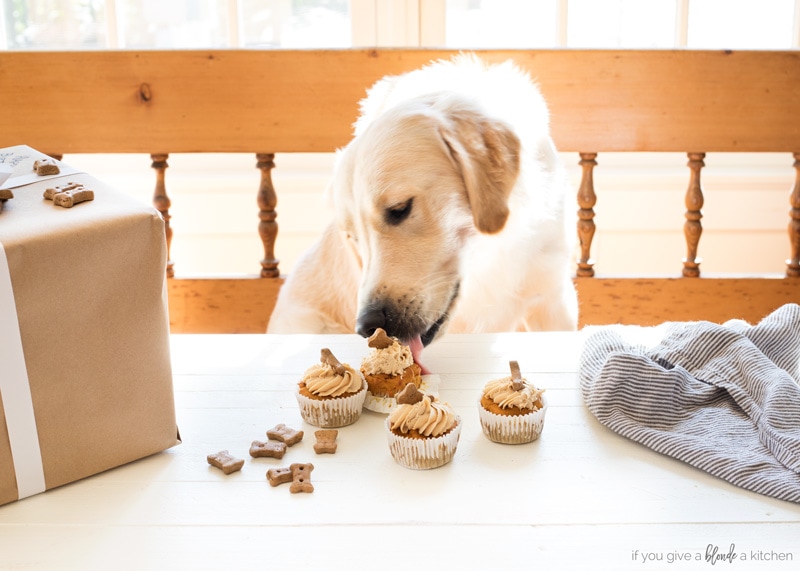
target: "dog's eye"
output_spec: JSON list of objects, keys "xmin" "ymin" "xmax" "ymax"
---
[{"xmin": 385, "ymin": 198, "xmax": 413, "ymax": 226}]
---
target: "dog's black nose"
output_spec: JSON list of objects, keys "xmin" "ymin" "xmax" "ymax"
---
[{"xmin": 356, "ymin": 305, "xmax": 386, "ymax": 338}]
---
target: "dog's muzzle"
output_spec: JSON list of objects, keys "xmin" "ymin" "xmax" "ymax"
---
[{"xmin": 355, "ymin": 282, "xmax": 460, "ymax": 346}]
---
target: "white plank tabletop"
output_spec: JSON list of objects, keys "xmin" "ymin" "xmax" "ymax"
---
[{"xmin": 1, "ymin": 332, "xmax": 799, "ymax": 570}]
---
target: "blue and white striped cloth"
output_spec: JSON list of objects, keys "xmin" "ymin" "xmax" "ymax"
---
[{"xmin": 580, "ymin": 303, "xmax": 800, "ymax": 503}]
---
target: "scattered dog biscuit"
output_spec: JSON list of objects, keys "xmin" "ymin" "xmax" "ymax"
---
[
  {"xmin": 249, "ymin": 439, "xmax": 287, "ymax": 459},
  {"xmin": 43, "ymin": 182, "xmax": 94, "ymax": 208},
  {"xmin": 289, "ymin": 463, "xmax": 314, "ymax": 493},
  {"xmin": 266, "ymin": 463, "xmax": 315, "ymax": 493},
  {"xmin": 33, "ymin": 157, "xmax": 60, "ymax": 176},
  {"xmin": 266, "ymin": 466, "xmax": 294, "ymax": 487},
  {"xmin": 266, "ymin": 423, "xmax": 304, "ymax": 446},
  {"xmin": 313, "ymin": 429, "xmax": 338, "ymax": 454},
  {"xmin": 207, "ymin": 450, "xmax": 245, "ymax": 475}
]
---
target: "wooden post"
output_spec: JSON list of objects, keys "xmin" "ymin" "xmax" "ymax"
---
[
  {"xmin": 787, "ymin": 152, "xmax": 800, "ymax": 277},
  {"xmin": 151, "ymin": 153, "xmax": 174, "ymax": 278},
  {"xmin": 682, "ymin": 152, "xmax": 705, "ymax": 277},
  {"xmin": 257, "ymin": 153, "xmax": 279, "ymax": 278},
  {"xmin": 576, "ymin": 152, "xmax": 598, "ymax": 277}
]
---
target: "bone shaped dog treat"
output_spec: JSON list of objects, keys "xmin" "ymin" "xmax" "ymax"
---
[
  {"xmin": 33, "ymin": 157, "xmax": 60, "ymax": 176},
  {"xmin": 319, "ymin": 348, "xmax": 346, "ymax": 376},
  {"xmin": 249, "ymin": 439, "xmax": 287, "ymax": 459},
  {"xmin": 509, "ymin": 360, "xmax": 525, "ymax": 391},
  {"xmin": 266, "ymin": 423, "xmax": 304, "ymax": 446},
  {"xmin": 313, "ymin": 429, "xmax": 338, "ymax": 454},
  {"xmin": 43, "ymin": 181, "xmax": 94, "ymax": 208},
  {"xmin": 367, "ymin": 328, "xmax": 394, "ymax": 349},
  {"xmin": 396, "ymin": 383, "xmax": 424, "ymax": 405},
  {"xmin": 43, "ymin": 182, "xmax": 83, "ymax": 200},
  {"xmin": 266, "ymin": 463, "xmax": 315, "ymax": 493},
  {"xmin": 266, "ymin": 466, "xmax": 293, "ymax": 487},
  {"xmin": 289, "ymin": 463, "xmax": 315, "ymax": 493},
  {"xmin": 207, "ymin": 450, "xmax": 244, "ymax": 475}
]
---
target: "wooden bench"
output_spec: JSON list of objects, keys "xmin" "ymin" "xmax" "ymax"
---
[{"xmin": 2, "ymin": 49, "xmax": 799, "ymax": 332}]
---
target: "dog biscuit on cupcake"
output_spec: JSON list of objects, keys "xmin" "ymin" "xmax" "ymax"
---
[
  {"xmin": 296, "ymin": 348, "xmax": 367, "ymax": 427},
  {"xmin": 385, "ymin": 383, "xmax": 461, "ymax": 469},
  {"xmin": 360, "ymin": 328, "xmax": 424, "ymax": 412},
  {"xmin": 479, "ymin": 360, "xmax": 547, "ymax": 444}
]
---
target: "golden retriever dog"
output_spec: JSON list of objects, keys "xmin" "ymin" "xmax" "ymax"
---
[{"xmin": 268, "ymin": 54, "xmax": 578, "ymax": 368}]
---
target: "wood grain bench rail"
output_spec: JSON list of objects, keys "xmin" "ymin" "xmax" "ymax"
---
[{"xmin": 1, "ymin": 49, "xmax": 799, "ymax": 331}]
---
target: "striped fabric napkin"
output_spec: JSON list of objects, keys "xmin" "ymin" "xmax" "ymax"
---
[{"xmin": 580, "ymin": 303, "xmax": 800, "ymax": 503}]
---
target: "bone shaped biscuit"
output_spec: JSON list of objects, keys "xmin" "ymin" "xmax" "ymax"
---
[
  {"xmin": 289, "ymin": 463, "xmax": 315, "ymax": 493},
  {"xmin": 266, "ymin": 466, "xmax": 293, "ymax": 487},
  {"xmin": 367, "ymin": 328, "xmax": 393, "ymax": 349},
  {"xmin": 396, "ymin": 383, "xmax": 424, "ymax": 405},
  {"xmin": 207, "ymin": 450, "xmax": 244, "ymax": 475},
  {"xmin": 509, "ymin": 360, "xmax": 525, "ymax": 391},
  {"xmin": 43, "ymin": 182, "xmax": 94, "ymax": 208},
  {"xmin": 320, "ymin": 348, "xmax": 346, "ymax": 375},
  {"xmin": 313, "ymin": 429, "xmax": 338, "ymax": 454},
  {"xmin": 266, "ymin": 423, "xmax": 304, "ymax": 446},
  {"xmin": 249, "ymin": 439, "xmax": 287, "ymax": 459},
  {"xmin": 33, "ymin": 157, "xmax": 60, "ymax": 176},
  {"xmin": 266, "ymin": 463, "xmax": 315, "ymax": 493}
]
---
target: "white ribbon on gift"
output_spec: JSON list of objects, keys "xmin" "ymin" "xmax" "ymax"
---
[{"xmin": 0, "ymin": 242, "xmax": 46, "ymax": 500}]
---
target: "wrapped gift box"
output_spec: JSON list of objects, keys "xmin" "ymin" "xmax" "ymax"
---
[{"xmin": 0, "ymin": 145, "xmax": 179, "ymax": 506}]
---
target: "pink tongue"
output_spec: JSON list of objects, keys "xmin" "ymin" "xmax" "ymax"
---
[{"xmin": 406, "ymin": 335, "xmax": 431, "ymax": 375}]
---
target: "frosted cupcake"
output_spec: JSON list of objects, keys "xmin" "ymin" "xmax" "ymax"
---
[
  {"xmin": 478, "ymin": 360, "xmax": 547, "ymax": 444},
  {"xmin": 296, "ymin": 348, "xmax": 367, "ymax": 427},
  {"xmin": 361, "ymin": 328, "xmax": 424, "ymax": 413},
  {"xmin": 385, "ymin": 383, "xmax": 461, "ymax": 470}
]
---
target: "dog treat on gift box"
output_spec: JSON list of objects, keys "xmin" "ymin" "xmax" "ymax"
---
[
  {"xmin": 43, "ymin": 182, "xmax": 94, "ymax": 208},
  {"xmin": 207, "ymin": 450, "xmax": 245, "ymax": 475},
  {"xmin": 266, "ymin": 423, "xmax": 304, "ymax": 446},
  {"xmin": 0, "ymin": 188, "xmax": 12, "ymax": 209},
  {"xmin": 313, "ymin": 429, "xmax": 338, "ymax": 454},
  {"xmin": 249, "ymin": 439, "xmax": 287, "ymax": 459},
  {"xmin": 33, "ymin": 157, "xmax": 60, "ymax": 176}
]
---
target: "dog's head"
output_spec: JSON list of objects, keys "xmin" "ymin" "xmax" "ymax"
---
[{"xmin": 331, "ymin": 92, "xmax": 521, "ymax": 350}]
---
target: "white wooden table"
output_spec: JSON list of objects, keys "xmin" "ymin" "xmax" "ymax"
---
[{"xmin": 1, "ymin": 332, "xmax": 799, "ymax": 570}]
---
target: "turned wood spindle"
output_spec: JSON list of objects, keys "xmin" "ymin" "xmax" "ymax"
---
[
  {"xmin": 787, "ymin": 152, "xmax": 800, "ymax": 277},
  {"xmin": 682, "ymin": 152, "xmax": 705, "ymax": 278},
  {"xmin": 576, "ymin": 152, "xmax": 598, "ymax": 278},
  {"xmin": 256, "ymin": 153, "xmax": 279, "ymax": 278},
  {"xmin": 150, "ymin": 153, "xmax": 174, "ymax": 277}
]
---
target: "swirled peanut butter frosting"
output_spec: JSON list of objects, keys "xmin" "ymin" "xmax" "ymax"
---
[
  {"xmin": 483, "ymin": 377, "xmax": 544, "ymax": 411},
  {"xmin": 388, "ymin": 394, "xmax": 457, "ymax": 437},
  {"xmin": 301, "ymin": 362, "xmax": 364, "ymax": 397},
  {"xmin": 361, "ymin": 338, "xmax": 414, "ymax": 376}
]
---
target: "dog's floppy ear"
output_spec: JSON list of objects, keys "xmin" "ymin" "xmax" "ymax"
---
[{"xmin": 437, "ymin": 99, "xmax": 521, "ymax": 234}]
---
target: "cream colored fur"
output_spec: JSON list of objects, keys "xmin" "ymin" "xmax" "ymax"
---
[{"xmin": 268, "ymin": 54, "xmax": 578, "ymax": 344}]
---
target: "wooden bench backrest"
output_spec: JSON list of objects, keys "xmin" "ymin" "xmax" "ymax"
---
[
  {"xmin": 2, "ymin": 49, "xmax": 799, "ymax": 331},
  {"xmin": 2, "ymin": 49, "xmax": 799, "ymax": 154}
]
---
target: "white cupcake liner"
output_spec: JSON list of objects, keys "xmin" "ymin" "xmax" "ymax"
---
[
  {"xmin": 364, "ymin": 374, "xmax": 440, "ymax": 414},
  {"xmin": 478, "ymin": 394, "xmax": 548, "ymax": 444},
  {"xmin": 295, "ymin": 380, "xmax": 367, "ymax": 428},
  {"xmin": 384, "ymin": 415, "xmax": 462, "ymax": 470}
]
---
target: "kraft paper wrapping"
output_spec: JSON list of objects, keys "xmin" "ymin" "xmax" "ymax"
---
[{"xmin": 0, "ymin": 146, "xmax": 179, "ymax": 506}]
